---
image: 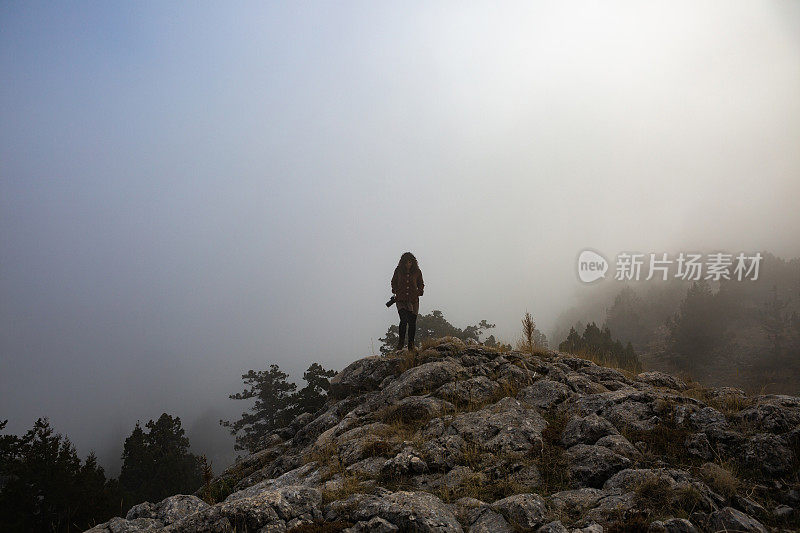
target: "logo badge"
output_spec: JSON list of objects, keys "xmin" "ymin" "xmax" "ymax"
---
[{"xmin": 577, "ymin": 250, "xmax": 608, "ymax": 283}]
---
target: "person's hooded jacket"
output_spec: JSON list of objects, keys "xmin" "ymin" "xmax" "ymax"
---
[{"xmin": 391, "ymin": 253, "xmax": 424, "ymax": 314}]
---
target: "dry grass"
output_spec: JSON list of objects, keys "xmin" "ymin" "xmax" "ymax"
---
[
  {"xmin": 672, "ymin": 484, "xmax": 705, "ymax": 514},
  {"xmin": 204, "ymin": 477, "xmax": 236, "ymax": 504},
  {"xmin": 420, "ymin": 337, "xmax": 442, "ymax": 350},
  {"xmin": 633, "ymin": 477, "xmax": 704, "ymax": 520},
  {"xmin": 429, "ymin": 466, "xmax": 526, "ymax": 504},
  {"xmin": 653, "ymin": 397, "xmax": 674, "ymax": 415},
  {"xmin": 460, "ymin": 441, "xmax": 484, "ymax": 470},
  {"xmin": 491, "ymin": 342, "xmax": 513, "ymax": 353},
  {"xmin": 605, "ymin": 513, "xmax": 651, "ymax": 533},
  {"xmin": 436, "ymin": 390, "xmax": 484, "ymax": 413},
  {"xmin": 633, "ymin": 476, "xmax": 675, "ymax": 515},
  {"xmin": 618, "ymin": 409, "xmax": 694, "ymax": 467},
  {"xmin": 494, "ymin": 379, "xmax": 524, "ymax": 402},
  {"xmin": 370, "ymin": 418, "xmax": 428, "ymax": 456},
  {"xmin": 515, "ymin": 339, "xmax": 550, "ymax": 356},
  {"xmin": 392, "ymin": 348, "xmax": 420, "ymax": 374},
  {"xmin": 360, "ymin": 439, "xmax": 393, "ymax": 459},
  {"xmin": 530, "ymin": 410, "xmax": 572, "ymax": 495},
  {"xmin": 304, "ymin": 441, "xmax": 346, "ymax": 481},
  {"xmin": 699, "ymin": 462, "xmax": 740, "ymax": 498},
  {"xmin": 379, "ymin": 402, "xmax": 445, "ymax": 432},
  {"xmin": 428, "ymin": 471, "xmax": 485, "ymax": 502},
  {"xmin": 565, "ymin": 347, "xmax": 641, "ymax": 375},
  {"xmin": 683, "ymin": 386, "xmax": 753, "ymax": 417},
  {"xmin": 321, "ymin": 473, "xmax": 368, "ymax": 504}
]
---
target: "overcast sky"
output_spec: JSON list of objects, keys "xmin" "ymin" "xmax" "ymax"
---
[{"xmin": 2, "ymin": 1, "xmax": 799, "ymax": 475}]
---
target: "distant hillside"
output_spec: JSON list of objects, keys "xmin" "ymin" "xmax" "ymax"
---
[{"xmin": 552, "ymin": 253, "xmax": 800, "ymax": 396}]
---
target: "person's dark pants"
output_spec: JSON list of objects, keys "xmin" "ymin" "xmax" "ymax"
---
[{"xmin": 397, "ymin": 308, "xmax": 417, "ymax": 349}]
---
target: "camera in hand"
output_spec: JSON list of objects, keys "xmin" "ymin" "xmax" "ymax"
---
[{"xmin": 385, "ymin": 295, "xmax": 396, "ymax": 307}]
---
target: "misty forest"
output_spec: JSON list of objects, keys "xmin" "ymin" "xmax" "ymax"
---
[{"xmin": 2, "ymin": 2, "xmax": 800, "ymax": 533}]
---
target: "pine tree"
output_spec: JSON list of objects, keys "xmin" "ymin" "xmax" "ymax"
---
[
  {"xmin": 0, "ymin": 417, "xmax": 121, "ymax": 532},
  {"xmin": 761, "ymin": 284, "xmax": 791, "ymax": 364},
  {"xmin": 119, "ymin": 414, "xmax": 202, "ymax": 513},
  {"xmin": 559, "ymin": 327, "xmax": 582, "ymax": 354},
  {"xmin": 221, "ymin": 365, "xmax": 297, "ymax": 453},
  {"xmin": 144, "ymin": 414, "xmax": 202, "ymax": 503},
  {"xmin": 222, "ymin": 363, "xmax": 337, "ymax": 454},
  {"xmin": 558, "ymin": 322, "xmax": 641, "ymax": 372},
  {"xmin": 667, "ymin": 281, "xmax": 724, "ymax": 371},
  {"xmin": 293, "ymin": 363, "xmax": 336, "ymax": 417},
  {"xmin": 119, "ymin": 421, "xmax": 151, "ymax": 509}
]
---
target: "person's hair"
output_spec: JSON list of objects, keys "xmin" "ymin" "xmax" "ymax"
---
[{"xmin": 397, "ymin": 252, "xmax": 419, "ymax": 272}]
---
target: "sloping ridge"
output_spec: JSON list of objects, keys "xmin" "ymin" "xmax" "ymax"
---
[{"xmin": 86, "ymin": 338, "xmax": 800, "ymax": 532}]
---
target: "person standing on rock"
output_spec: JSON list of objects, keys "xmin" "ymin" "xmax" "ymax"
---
[{"xmin": 391, "ymin": 252, "xmax": 424, "ymax": 351}]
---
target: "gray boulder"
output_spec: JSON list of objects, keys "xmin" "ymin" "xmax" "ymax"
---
[
  {"xmin": 636, "ymin": 371, "xmax": 687, "ymax": 391},
  {"xmin": 421, "ymin": 434, "xmax": 467, "ymax": 471},
  {"xmin": 561, "ymin": 414, "xmax": 619, "ymax": 447},
  {"xmin": 84, "ymin": 517, "xmax": 165, "ymax": 533},
  {"xmin": 468, "ymin": 509, "xmax": 513, "ymax": 533},
  {"xmin": 329, "ymin": 356, "xmax": 401, "ymax": 398},
  {"xmin": 350, "ymin": 490, "xmax": 463, "ymax": 532},
  {"xmin": 708, "ymin": 507, "xmax": 767, "ymax": 533},
  {"xmin": 547, "ymin": 488, "xmax": 604, "ymax": 516},
  {"xmin": 743, "ymin": 433, "xmax": 794, "ymax": 476},
  {"xmin": 450, "ymin": 397, "xmax": 546, "ymax": 455},
  {"xmin": 735, "ymin": 396, "xmax": 800, "ymax": 433},
  {"xmin": 517, "ymin": 380, "xmax": 572, "ymax": 410},
  {"xmin": 648, "ymin": 518, "xmax": 698, "ymax": 532},
  {"xmin": 385, "ymin": 395, "xmax": 454, "ymax": 425},
  {"xmin": 168, "ymin": 484, "xmax": 321, "ymax": 532},
  {"xmin": 126, "ymin": 494, "xmax": 208, "ymax": 525},
  {"xmin": 383, "ymin": 360, "xmax": 468, "ymax": 402},
  {"xmin": 594, "ymin": 434, "xmax": 639, "ymax": 458},
  {"xmin": 565, "ymin": 372, "xmax": 608, "ymax": 395},
  {"xmin": 566, "ymin": 444, "xmax": 630, "ymax": 488},
  {"xmin": 381, "ymin": 447, "xmax": 428, "ymax": 478},
  {"xmin": 344, "ymin": 516, "xmax": 399, "ymax": 533},
  {"xmin": 491, "ymin": 493, "xmax": 548, "ymax": 530},
  {"xmin": 537, "ymin": 521, "xmax": 569, "ymax": 533},
  {"xmin": 687, "ymin": 406, "xmax": 727, "ymax": 430},
  {"xmin": 684, "ymin": 432, "xmax": 713, "ymax": 460},
  {"xmin": 436, "ymin": 376, "xmax": 500, "ymax": 406}
]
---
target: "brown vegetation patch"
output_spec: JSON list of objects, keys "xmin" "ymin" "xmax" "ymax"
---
[
  {"xmin": 683, "ymin": 385, "xmax": 753, "ymax": 416},
  {"xmin": 699, "ymin": 462, "xmax": 740, "ymax": 498},
  {"xmin": 321, "ymin": 474, "xmax": 369, "ymax": 504},
  {"xmin": 620, "ymin": 414, "xmax": 694, "ymax": 467},
  {"xmin": 605, "ymin": 512, "xmax": 650, "ymax": 533},
  {"xmin": 304, "ymin": 442, "xmax": 346, "ymax": 482},
  {"xmin": 431, "ymin": 475, "xmax": 525, "ymax": 504},
  {"xmin": 563, "ymin": 347, "xmax": 641, "ymax": 375},
  {"xmin": 633, "ymin": 477, "xmax": 704, "ymax": 520},
  {"xmin": 531, "ymin": 410, "xmax": 572, "ymax": 495}
]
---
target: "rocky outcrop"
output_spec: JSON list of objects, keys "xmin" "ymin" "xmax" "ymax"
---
[{"xmin": 86, "ymin": 339, "xmax": 800, "ymax": 532}]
